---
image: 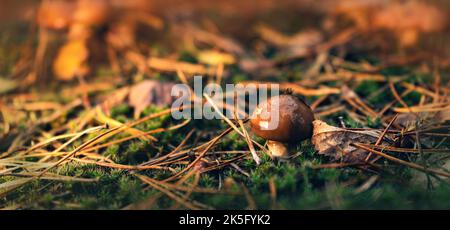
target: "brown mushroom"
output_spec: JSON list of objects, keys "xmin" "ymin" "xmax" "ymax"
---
[{"xmin": 250, "ymin": 94, "xmax": 314, "ymax": 158}]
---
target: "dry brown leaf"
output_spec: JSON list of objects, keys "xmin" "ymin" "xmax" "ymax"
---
[
  {"xmin": 53, "ymin": 40, "xmax": 89, "ymax": 81},
  {"xmin": 128, "ymin": 80, "xmax": 180, "ymax": 119},
  {"xmin": 311, "ymin": 120, "xmax": 393, "ymax": 163}
]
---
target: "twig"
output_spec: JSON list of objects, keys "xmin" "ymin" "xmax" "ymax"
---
[{"xmin": 353, "ymin": 143, "xmax": 450, "ymax": 177}]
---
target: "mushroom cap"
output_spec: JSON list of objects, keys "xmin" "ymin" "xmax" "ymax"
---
[{"xmin": 250, "ymin": 94, "xmax": 314, "ymax": 143}]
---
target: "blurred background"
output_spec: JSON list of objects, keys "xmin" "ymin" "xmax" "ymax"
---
[{"xmin": 0, "ymin": 0, "xmax": 449, "ymax": 87}]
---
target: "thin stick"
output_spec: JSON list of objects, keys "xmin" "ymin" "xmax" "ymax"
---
[
  {"xmin": 365, "ymin": 114, "xmax": 398, "ymax": 162},
  {"xmin": 389, "ymin": 82, "xmax": 414, "ymax": 115},
  {"xmin": 353, "ymin": 143, "xmax": 450, "ymax": 177},
  {"xmin": 142, "ymin": 129, "xmax": 195, "ymax": 166},
  {"xmin": 163, "ymin": 127, "xmax": 234, "ymax": 182},
  {"xmin": 134, "ymin": 174, "xmax": 201, "ymax": 210}
]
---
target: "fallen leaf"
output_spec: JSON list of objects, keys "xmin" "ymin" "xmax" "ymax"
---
[
  {"xmin": 53, "ymin": 40, "xmax": 89, "ymax": 81},
  {"xmin": 311, "ymin": 120, "xmax": 393, "ymax": 163},
  {"xmin": 128, "ymin": 80, "xmax": 181, "ymax": 118}
]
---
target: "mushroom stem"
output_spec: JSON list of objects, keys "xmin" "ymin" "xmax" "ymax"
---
[{"xmin": 267, "ymin": 140, "xmax": 289, "ymax": 158}]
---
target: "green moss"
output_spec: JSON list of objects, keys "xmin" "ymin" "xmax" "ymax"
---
[{"xmin": 178, "ymin": 50, "xmax": 198, "ymax": 63}]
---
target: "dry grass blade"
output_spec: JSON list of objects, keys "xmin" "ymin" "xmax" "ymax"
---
[
  {"xmin": 142, "ymin": 128, "xmax": 195, "ymax": 166},
  {"xmin": 170, "ymin": 172, "xmax": 200, "ymax": 210},
  {"xmin": 202, "ymin": 155, "xmax": 247, "ymax": 173},
  {"xmin": 95, "ymin": 106, "xmax": 157, "ymax": 141},
  {"xmin": 401, "ymin": 82, "xmax": 444, "ymax": 99},
  {"xmin": 342, "ymin": 85, "xmax": 378, "ymax": 117},
  {"xmin": 147, "ymin": 57, "xmax": 215, "ymax": 75},
  {"xmin": 72, "ymin": 158, "xmax": 177, "ymax": 173},
  {"xmin": 237, "ymin": 118, "xmax": 261, "ymax": 165},
  {"xmin": 358, "ymin": 143, "xmax": 450, "ymax": 154},
  {"xmin": 134, "ymin": 173, "xmax": 203, "ymax": 210},
  {"xmin": 35, "ymin": 124, "xmax": 114, "ymax": 177},
  {"xmin": 1, "ymin": 132, "xmax": 77, "ymax": 159},
  {"xmin": 311, "ymin": 162, "xmax": 365, "ymax": 169},
  {"xmin": 353, "ymin": 143, "xmax": 450, "ymax": 177},
  {"xmin": 1, "ymin": 172, "xmax": 98, "ymax": 182},
  {"xmin": 39, "ymin": 125, "xmax": 106, "ymax": 162},
  {"xmin": 269, "ymin": 177, "xmax": 277, "ymax": 208},
  {"xmin": 84, "ymin": 118, "xmax": 191, "ymax": 153},
  {"xmin": 203, "ymin": 93, "xmax": 268, "ymax": 153},
  {"xmin": 393, "ymin": 103, "xmax": 450, "ymax": 113},
  {"xmin": 241, "ymin": 81, "xmax": 341, "ymax": 96},
  {"xmin": 389, "ymin": 82, "xmax": 413, "ymax": 114},
  {"xmin": 163, "ymin": 126, "xmax": 234, "ymax": 182}
]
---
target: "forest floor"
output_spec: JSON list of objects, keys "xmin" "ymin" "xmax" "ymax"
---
[{"xmin": 0, "ymin": 0, "xmax": 449, "ymax": 209}]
